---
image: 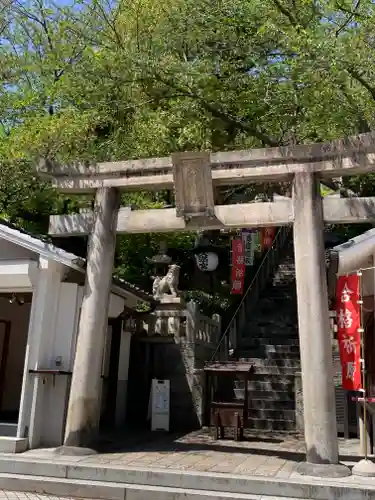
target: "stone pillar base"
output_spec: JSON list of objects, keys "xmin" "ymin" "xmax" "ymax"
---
[
  {"xmin": 296, "ymin": 462, "xmax": 351, "ymax": 478},
  {"xmin": 49, "ymin": 446, "xmax": 97, "ymax": 456},
  {"xmin": 352, "ymin": 459, "xmax": 375, "ymax": 477}
]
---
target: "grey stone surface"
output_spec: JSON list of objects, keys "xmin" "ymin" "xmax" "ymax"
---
[
  {"xmin": 53, "ymin": 446, "xmax": 98, "ymax": 456},
  {"xmin": 352, "ymin": 458, "xmax": 375, "ymax": 477},
  {"xmin": 0, "ymin": 458, "xmax": 67, "ymax": 478},
  {"xmin": 294, "ymin": 373, "xmax": 304, "ymax": 434},
  {"xmin": 293, "ymin": 172, "xmax": 338, "ymax": 464},
  {"xmin": 125, "ymin": 484, "xmax": 262, "ymax": 500},
  {"xmin": 64, "ymin": 187, "xmax": 120, "ymax": 447},
  {"xmin": 0, "ymin": 470, "xmax": 375, "ymax": 500},
  {"xmin": 296, "ymin": 461, "xmax": 351, "ymax": 478},
  {"xmin": 0, "ymin": 434, "xmax": 373, "ymax": 499},
  {"xmin": 0, "ymin": 474, "xmax": 125, "ymax": 500},
  {"xmin": 150, "ymin": 337, "xmax": 213, "ymax": 429},
  {"xmin": 0, "ymin": 438, "xmax": 28, "ymax": 454}
]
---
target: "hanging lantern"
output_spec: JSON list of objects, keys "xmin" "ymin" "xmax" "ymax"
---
[
  {"xmin": 194, "ymin": 251, "xmax": 219, "ymax": 272},
  {"xmin": 192, "ymin": 233, "xmax": 220, "ymax": 272}
]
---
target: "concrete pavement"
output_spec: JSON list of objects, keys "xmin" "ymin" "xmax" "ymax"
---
[{"xmin": 0, "ymin": 430, "xmax": 373, "ymax": 499}]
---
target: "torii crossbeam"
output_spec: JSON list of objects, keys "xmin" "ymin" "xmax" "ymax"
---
[{"xmin": 40, "ymin": 132, "xmax": 375, "ymax": 477}]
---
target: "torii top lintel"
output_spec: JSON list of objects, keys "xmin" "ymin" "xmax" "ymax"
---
[{"xmin": 37, "ymin": 131, "xmax": 375, "ymax": 194}]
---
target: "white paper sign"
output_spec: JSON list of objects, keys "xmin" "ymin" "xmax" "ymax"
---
[{"xmin": 151, "ymin": 379, "xmax": 170, "ymax": 432}]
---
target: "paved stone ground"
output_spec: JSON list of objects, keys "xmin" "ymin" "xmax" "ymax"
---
[
  {"xmin": 0, "ymin": 494, "xmax": 100, "ymax": 500},
  {"xmin": 0, "ymin": 493, "xmax": 302, "ymax": 500},
  {"xmin": 21, "ymin": 428, "xmax": 367, "ymax": 479}
]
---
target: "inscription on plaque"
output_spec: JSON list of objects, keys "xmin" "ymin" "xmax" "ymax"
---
[{"xmin": 172, "ymin": 151, "xmax": 215, "ymax": 219}]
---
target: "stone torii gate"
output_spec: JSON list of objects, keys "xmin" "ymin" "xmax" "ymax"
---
[{"xmin": 41, "ymin": 132, "xmax": 375, "ymax": 475}]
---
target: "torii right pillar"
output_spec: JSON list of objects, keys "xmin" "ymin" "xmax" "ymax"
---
[{"xmin": 293, "ymin": 172, "xmax": 350, "ymax": 477}]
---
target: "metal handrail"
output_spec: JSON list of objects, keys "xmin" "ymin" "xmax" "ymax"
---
[{"xmin": 210, "ymin": 226, "xmax": 291, "ymax": 361}]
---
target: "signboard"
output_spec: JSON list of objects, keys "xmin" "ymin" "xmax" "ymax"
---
[
  {"xmin": 261, "ymin": 227, "xmax": 275, "ymax": 250},
  {"xmin": 336, "ymin": 275, "xmax": 362, "ymax": 391},
  {"xmin": 151, "ymin": 379, "xmax": 170, "ymax": 431},
  {"xmin": 241, "ymin": 230, "xmax": 256, "ymax": 266},
  {"xmin": 231, "ymin": 238, "xmax": 245, "ymax": 295}
]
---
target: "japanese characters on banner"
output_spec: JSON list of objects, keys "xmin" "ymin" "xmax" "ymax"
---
[
  {"xmin": 261, "ymin": 227, "xmax": 275, "ymax": 251},
  {"xmin": 241, "ymin": 230, "xmax": 256, "ymax": 266},
  {"xmin": 336, "ymin": 275, "xmax": 362, "ymax": 391},
  {"xmin": 231, "ymin": 238, "xmax": 245, "ymax": 295}
]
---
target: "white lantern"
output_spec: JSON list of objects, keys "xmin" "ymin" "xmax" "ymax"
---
[{"xmin": 195, "ymin": 251, "xmax": 219, "ymax": 272}]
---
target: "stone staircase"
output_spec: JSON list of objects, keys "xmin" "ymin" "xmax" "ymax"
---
[
  {"xmin": 234, "ymin": 237, "xmax": 300, "ymax": 432},
  {"xmin": 218, "ymin": 227, "xmax": 351, "ymax": 434}
]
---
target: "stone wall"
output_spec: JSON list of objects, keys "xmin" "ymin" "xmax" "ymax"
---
[
  {"xmin": 127, "ymin": 300, "xmax": 220, "ymax": 431},
  {"xmin": 151, "ymin": 339, "xmax": 216, "ymax": 430}
]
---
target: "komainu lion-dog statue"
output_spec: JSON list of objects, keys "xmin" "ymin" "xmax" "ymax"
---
[{"xmin": 152, "ymin": 264, "xmax": 180, "ymax": 299}]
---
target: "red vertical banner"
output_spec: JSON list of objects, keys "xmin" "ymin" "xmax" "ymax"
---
[
  {"xmin": 261, "ymin": 227, "xmax": 275, "ymax": 250},
  {"xmin": 336, "ymin": 275, "xmax": 362, "ymax": 391},
  {"xmin": 231, "ymin": 239, "xmax": 245, "ymax": 295}
]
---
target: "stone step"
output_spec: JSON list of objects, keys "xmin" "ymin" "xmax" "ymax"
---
[
  {"xmin": 0, "ymin": 472, "xmax": 285, "ymax": 500},
  {"xmin": 249, "ymin": 389, "xmax": 294, "ymax": 400},
  {"xmin": 238, "ymin": 359, "xmax": 300, "ymax": 375},
  {"xmin": 247, "ymin": 380, "xmax": 294, "ymax": 392},
  {"xmin": 250, "ymin": 320, "xmax": 298, "ymax": 330},
  {"xmin": 273, "ymin": 271, "xmax": 295, "ymax": 277},
  {"xmin": 238, "ymin": 340, "xmax": 299, "ymax": 351},
  {"xmin": 0, "ymin": 456, "xmax": 365, "ymax": 500},
  {"xmin": 248, "ymin": 408, "xmax": 296, "ymax": 421},
  {"xmin": 259, "ymin": 337, "xmax": 299, "ymax": 345},
  {"xmin": 242, "ymin": 332, "xmax": 299, "ymax": 341},
  {"xmin": 273, "ymin": 272, "xmax": 295, "ymax": 278},
  {"xmin": 239, "ymin": 355, "xmax": 300, "ymax": 365},
  {"xmin": 255, "ymin": 304, "xmax": 296, "ymax": 314},
  {"xmin": 247, "ymin": 418, "xmax": 296, "ymax": 431},
  {"xmin": 238, "ymin": 373, "xmax": 295, "ymax": 383},
  {"xmin": 251, "ymin": 367, "xmax": 299, "ymax": 376},
  {"xmin": 237, "ymin": 352, "xmax": 300, "ymax": 363},
  {"xmin": 260, "ymin": 287, "xmax": 296, "ymax": 296},
  {"xmin": 250, "ymin": 398, "xmax": 295, "ymax": 410},
  {"xmin": 240, "ymin": 328, "xmax": 299, "ymax": 337},
  {"xmin": 265, "ymin": 278, "xmax": 295, "ymax": 285},
  {"xmin": 240, "ymin": 346, "xmax": 300, "ymax": 357},
  {"xmin": 270, "ymin": 286, "xmax": 295, "ymax": 292}
]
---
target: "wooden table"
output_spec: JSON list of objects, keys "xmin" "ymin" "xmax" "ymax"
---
[{"xmin": 203, "ymin": 361, "xmax": 254, "ymax": 441}]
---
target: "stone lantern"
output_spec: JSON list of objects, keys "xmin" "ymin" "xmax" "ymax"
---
[{"xmin": 146, "ymin": 241, "xmax": 172, "ymax": 278}]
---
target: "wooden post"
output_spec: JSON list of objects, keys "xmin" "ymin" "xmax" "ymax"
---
[{"xmin": 64, "ymin": 187, "xmax": 120, "ymax": 447}]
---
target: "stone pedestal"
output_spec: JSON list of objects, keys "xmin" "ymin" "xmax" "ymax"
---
[{"xmin": 353, "ymin": 458, "xmax": 375, "ymax": 477}]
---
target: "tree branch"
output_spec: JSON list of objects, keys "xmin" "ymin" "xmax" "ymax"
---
[
  {"xmin": 335, "ymin": 0, "xmax": 365, "ymax": 18},
  {"xmin": 154, "ymin": 74, "xmax": 278, "ymax": 147},
  {"xmin": 272, "ymin": 0, "xmax": 300, "ymax": 27},
  {"xmin": 347, "ymin": 67, "xmax": 375, "ymax": 101},
  {"xmin": 336, "ymin": 0, "xmax": 361, "ymax": 36}
]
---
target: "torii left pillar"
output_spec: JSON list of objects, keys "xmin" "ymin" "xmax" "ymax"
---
[{"xmin": 64, "ymin": 187, "xmax": 120, "ymax": 448}]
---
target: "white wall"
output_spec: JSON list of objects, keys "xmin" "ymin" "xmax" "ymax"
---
[
  {"xmin": 17, "ymin": 258, "xmax": 128, "ymax": 448},
  {"xmin": 17, "ymin": 260, "xmax": 83, "ymax": 448},
  {"xmin": 116, "ymin": 330, "xmax": 131, "ymax": 427},
  {"xmin": 40, "ymin": 282, "xmax": 82, "ymax": 446},
  {"xmin": 0, "ymin": 240, "xmax": 36, "ymax": 261}
]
